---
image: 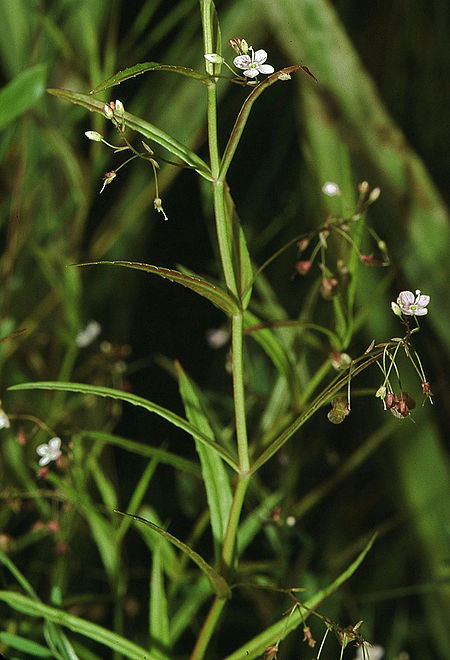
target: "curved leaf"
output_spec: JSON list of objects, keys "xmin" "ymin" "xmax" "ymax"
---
[
  {"xmin": 8, "ymin": 381, "xmax": 239, "ymax": 472},
  {"xmin": 90, "ymin": 62, "xmax": 210, "ymax": 94},
  {"xmin": 115, "ymin": 511, "xmax": 231, "ymax": 599},
  {"xmin": 46, "ymin": 88, "xmax": 212, "ymax": 179},
  {"xmin": 0, "ymin": 591, "xmax": 151, "ymax": 660},
  {"xmin": 75, "ymin": 260, "xmax": 240, "ymax": 315}
]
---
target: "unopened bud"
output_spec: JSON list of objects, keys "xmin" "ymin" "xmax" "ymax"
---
[
  {"xmin": 141, "ymin": 141, "xmax": 154, "ymax": 156},
  {"xmin": 358, "ymin": 180, "xmax": 369, "ymax": 194},
  {"xmin": 296, "ymin": 260, "xmax": 312, "ymax": 275},
  {"xmin": 104, "ymin": 104, "xmax": 114, "ymax": 119},
  {"xmin": 114, "ymin": 99, "xmax": 124, "ymax": 116},
  {"xmin": 204, "ymin": 53, "xmax": 224, "ymax": 64},
  {"xmin": 369, "ymin": 187, "xmax": 381, "ymax": 202},
  {"xmin": 85, "ymin": 130, "xmax": 103, "ymax": 142}
]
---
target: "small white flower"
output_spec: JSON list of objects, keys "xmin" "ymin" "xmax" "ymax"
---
[
  {"xmin": 322, "ymin": 181, "xmax": 341, "ymax": 196},
  {"xmin": 354, "ymin": 643, "xmax": 384, "ymax": 660},
  {"xmin": 393, "ymin": 289, "xmax": 430, "ymax": 316},
  {"xmin": 0, "ymin": 407, "xmax": 10, "ymax": 429},
  {"xmin": 233, "ymin": 47, "xmax": 274, "ymax": 79},
  {"xmin": 76, "ymin": 320, "xmax": 101, "ymax": 348},
  {"xmin": 36, "ymin": 437, "xmax": 62, "ymax": 467},
  {"xmin": 206, "ymin": 327, "xmax": 230, "ymax": 349}
]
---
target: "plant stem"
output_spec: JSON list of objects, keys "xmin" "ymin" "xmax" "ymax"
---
[{"xmin": 192, "ymin": 4, "xmax": 251, "ymax": 659}]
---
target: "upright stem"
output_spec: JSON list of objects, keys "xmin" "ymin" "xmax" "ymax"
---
[{"xmin": 191, "ymin": 4, "xmax": 251, "ymax": 659}]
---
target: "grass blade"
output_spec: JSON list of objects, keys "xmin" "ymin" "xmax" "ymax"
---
[{"xmin": 176, "ymin": 361, "xmax": 232, "ymax": 546}]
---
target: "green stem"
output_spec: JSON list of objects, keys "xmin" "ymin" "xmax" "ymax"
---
[{"xmin": 192, "ymin": 5, "xmax": 252, "ymax": 659}]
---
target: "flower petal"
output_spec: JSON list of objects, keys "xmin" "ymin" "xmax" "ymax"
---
[
  {"xmin": 397, "ymin": 291, "xmax": 414, "ymax": 306},
  {"xmin": 258, "ymin": 64, "xmax": 274, "ymax": 74},
  {"xmin": 48, "ymin": 437, "xmax": 61, "ymax": 451},
  {"xmin": 243, "ymin": 69, "xmax": 260, "ymax": 78},
  {"xmin": 36, "ymin": 444, "xmax": 49, "ymax": 456},
  {"xmin": 415, "ymin": 294, "xmax": 430, "ymax": 307},
  {"xmin": 412, "ymin": 307, "xmax": 428, "ymax": 316},
  {"xmin": 253, "ymin": 49, "xmax": 268, "ymax": 64},
  {"xmin": 38, "ymin": 455, "xmax": 51, "ymax": 467},
  {"xmin": 233, "ymin": 55, "xmax": 251, "ymax": 69}
]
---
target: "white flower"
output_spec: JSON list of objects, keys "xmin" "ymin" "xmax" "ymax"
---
[
  {"xmin": 0, "ymin": 407, "xmax": 10, "ymax": 429},
  {"xmin": 233, "ymin": 48, "xmax": 274, "ymax": 79},
  {"xmin": 76, "ymin": 320, "xmax": 101, "ymax": 347},
  {"xmin": 322, "ymin": 181, "xmax": 341, "ymax": 196},
  {"xmin": 392, "ymin": 289, "xmax": 430, "ymax": 316},
  {"xmin": 36, "ymin": 437, "xmax": 62, "ymax": 467},
  {"xmin": 354, "ymin": 643, "xmax": 384, "ymax": 660}
]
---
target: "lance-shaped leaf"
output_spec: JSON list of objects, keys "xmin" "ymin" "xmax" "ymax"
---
[
  {"xmin": 0, "ymin": 591, "xmax": 152, "ymax": 660},
  {"xmin": 90, "ymin": 62, "xmax": 210, "ymax": 95},
  {"xmin": 115, "ymin": 511, "xmax": 231, "ymax": 599},
  {"xmin": 223, "ymin": 533, "xmax": 377, "ymax": 659},
  {"xmin": 219, "ymin": 65, "xmax": 316, "ymax": 181},
  {"xmin": 176, "ymin": 362, "xmax": 232, "ymax": 546},
  {"xmin": 8, "ymin": 381, "xmax": 239, "ymax": 472},
  {"xmin": 46, "ymin": 88, "xmax": 212, "ymax": 179},
  {"xmin": 75, "ymin": 260, "xmax": 240, "ymax": 315}
]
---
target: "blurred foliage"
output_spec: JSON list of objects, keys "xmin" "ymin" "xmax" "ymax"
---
[{"xmin": 0, "ymin": 1, "xmax": 449, "ymax": 659}]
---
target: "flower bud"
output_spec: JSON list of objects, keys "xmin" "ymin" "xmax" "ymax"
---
[
  {"xmin": 104, "ymin": 104, "xmax": 114, "ymax": 119},
  {"xmin": 296, "ymin": 260, "xmax": 312, "ymax": 275},
  {"xmin": 114, "ymin": 99, "xmax": 124, "ymax": 116},
  {"xmin": 358, "ymin": 181, "xmax": 369, "ymax": 194},
  {"xmin": 85, "ymin": 130, "xmax": 103, "ymax": 142},
  {"xmin": 369, "ymin": 187, "xmax": 381, "ymax": 202},
  {"xmin": 204, "ymin": 53, "xmax": 224, "ymax": 64}
]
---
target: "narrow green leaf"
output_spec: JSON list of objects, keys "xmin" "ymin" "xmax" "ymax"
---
[
  {"xmin": 223, "ymin": 533, "xmax": 377, "ymax": 659},
  {"xmin": 176, "ymin": 362, "xmax": 232, "ymax": 546},
  {"xmin": 219, "ymin": 65, "xmax": 309, "ymax": 181},
  {"xmin": 115, "ymin": 511, "xmax": 232, "ymax": 599},
  {"xmin": 78, "ymin": 430, "xmax": 200, "ymax": 476},
  {"xmin": 75, "ymin": 261, "xmax": 240, "ymax": 315},
  {"xmin": 90, "ymin": 62, "xmax": 209, "ymax": 94},
  {"xmin": 0, "ymin": 64, "xmax": 47, "ymax": 130},
  {"xmin": 46, "ymin": 88, "xmax": 212, "ymax": 179},
  {"xmin": 149, "ymin": 544, "xmax": 170, "ymax": 660},
  {"xmin": 0, "ymin": 591, "xmax": 152, "ymax": 660},
  {"xmin": 8, "ymin": 381, "xmax": 239, "ymax": 472},
  {"xmin": 0, "ymin": 632, "xmax": 53, "ymax": 658}
]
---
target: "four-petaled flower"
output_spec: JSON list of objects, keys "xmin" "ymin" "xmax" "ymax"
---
[
  {"xmin": 36, "ymin": 437, "xmax": 62, "ymax": 467},
  {"xmin": 233, "ymin": 48, "xmax": 274, "ymax": 78},
  {"xmin": 391, "ymin": 289, "xmax": 430, "ymax": 317}
]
